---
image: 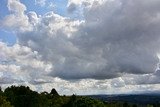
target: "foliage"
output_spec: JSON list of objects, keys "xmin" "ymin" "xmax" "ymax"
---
[
  {"xmin": 0, "ymin": 86, "xmax": 159, "ymax": 107},
  {"xmin": 0, "ymin": 95, "xmax": 13, "ymax": 107}
]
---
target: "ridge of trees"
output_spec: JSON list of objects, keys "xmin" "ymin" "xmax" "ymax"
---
[{"xmin": 0, "ymin": 86, "xmax": 157, "ymax": 107}]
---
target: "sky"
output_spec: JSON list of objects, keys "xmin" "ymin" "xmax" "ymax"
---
[{"xmin": 0, "ymin": 0, "xmax": 160, "ymax": 95}]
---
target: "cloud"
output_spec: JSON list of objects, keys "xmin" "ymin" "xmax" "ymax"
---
[
  {"xmin": 67, "ymin": 0, "xmax": 105, "ymax": 13},
  {"xmin": 0, "ymin": 40, "xmax": 160, "ymax": 94},
  {"xmin": 1, "ymin": 0, "xmax": 32, "ymax": 32},
  {"xmin": 69, "ymin": 0, "xmax": 160, "ymax": 79},
  {"xmin": 1, "ymin": 0, "xmax": 160, "ymax": 94},
  {"xmin": 67, "ymin": 2, "xmax": 77, "ymax": 13},
  {"xmin": 3, "ymin": 0, "xmax": 160, "ymax": 80},
  {"xmin": 0, "ymin": 42, "xmax": 52, "ymax": 86},
  {"xmin": 8, "ymin": 0, "xmax": 26, "ymax": 14}
]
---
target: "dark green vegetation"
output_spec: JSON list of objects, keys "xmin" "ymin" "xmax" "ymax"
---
[{"xmin": 0, "ymin": 86, "xmax": 159, "ymax": 107}]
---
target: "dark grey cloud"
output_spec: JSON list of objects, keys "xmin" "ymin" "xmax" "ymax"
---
[
  {"xmin": 13, "ymin": 0, "xmax": 160, "ymax": 80},
  {"xmin": 69, "ymin": 0, "xmax": 160, "ymax": 79}
]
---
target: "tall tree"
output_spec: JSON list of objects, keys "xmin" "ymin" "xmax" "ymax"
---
[{"xmin": 50, "ymin": 88, "xmax": 59, "ymax": 97}]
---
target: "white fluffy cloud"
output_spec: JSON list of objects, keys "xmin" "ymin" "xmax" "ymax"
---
[
  {"xmin": 1, "ymin": 0, "xmax": 32, "ymax": 32},
  {"xmin": 0, "ymin": 42, "xmax": 52, "ymax": 85},
  {"xmin": 1, "ymin": 0, "xmax": 160, "ymax": 94}
]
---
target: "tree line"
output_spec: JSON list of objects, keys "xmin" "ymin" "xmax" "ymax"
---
[{"xmin": 0, "ymin": 86, "xmax": 157, "ymax": 107}]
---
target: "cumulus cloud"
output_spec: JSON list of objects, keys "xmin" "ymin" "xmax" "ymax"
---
[
  {"xmin": 1, "ymin": 0, "xmax": 160, "ymax": 94},
  {"xmin": 3, "ymin": 0, "xmax": 160, "ymax": 80},
  {"xmin": 1, "ymin": 0, "xmax": 32, "ymax": 32},
  {"xmin": 0, "ymin": 42, "xmax": 52, "ymax": 86},
  {"xmin": 69, "ymin": 0, "xmax": 160, "ymax": 79},
  {"xmin": 7, "ymin": 0, "xmax": 26, "ymax": 14}
]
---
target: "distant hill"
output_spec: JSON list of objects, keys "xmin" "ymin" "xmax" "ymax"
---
[{"xmin": 88, "ymin": 94, "xmax": 160, "ymax": 105}]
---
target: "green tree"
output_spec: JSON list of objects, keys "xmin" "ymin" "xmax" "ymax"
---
[
  {"xmin": 50, "ymin": 88, "xmax": 59, "ymax": 97},
  {"xmin": 0, "ymin": 87, "xmax": 2, "ymax": 96},
  {"xmin": 4, "ymin": 86, "xmax": 40, "ymax": 107},
  {"xmin": 0, "ymin": 96, "xmax": 13, "ymax": 107},
  {"xmin": 63, "ymin": 95, "xmax": 105, "ymax": 107}
]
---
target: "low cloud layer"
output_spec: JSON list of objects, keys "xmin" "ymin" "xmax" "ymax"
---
[{"xmin": 0, "ymin": 0, "xmax": 160, "ymax": 94}]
